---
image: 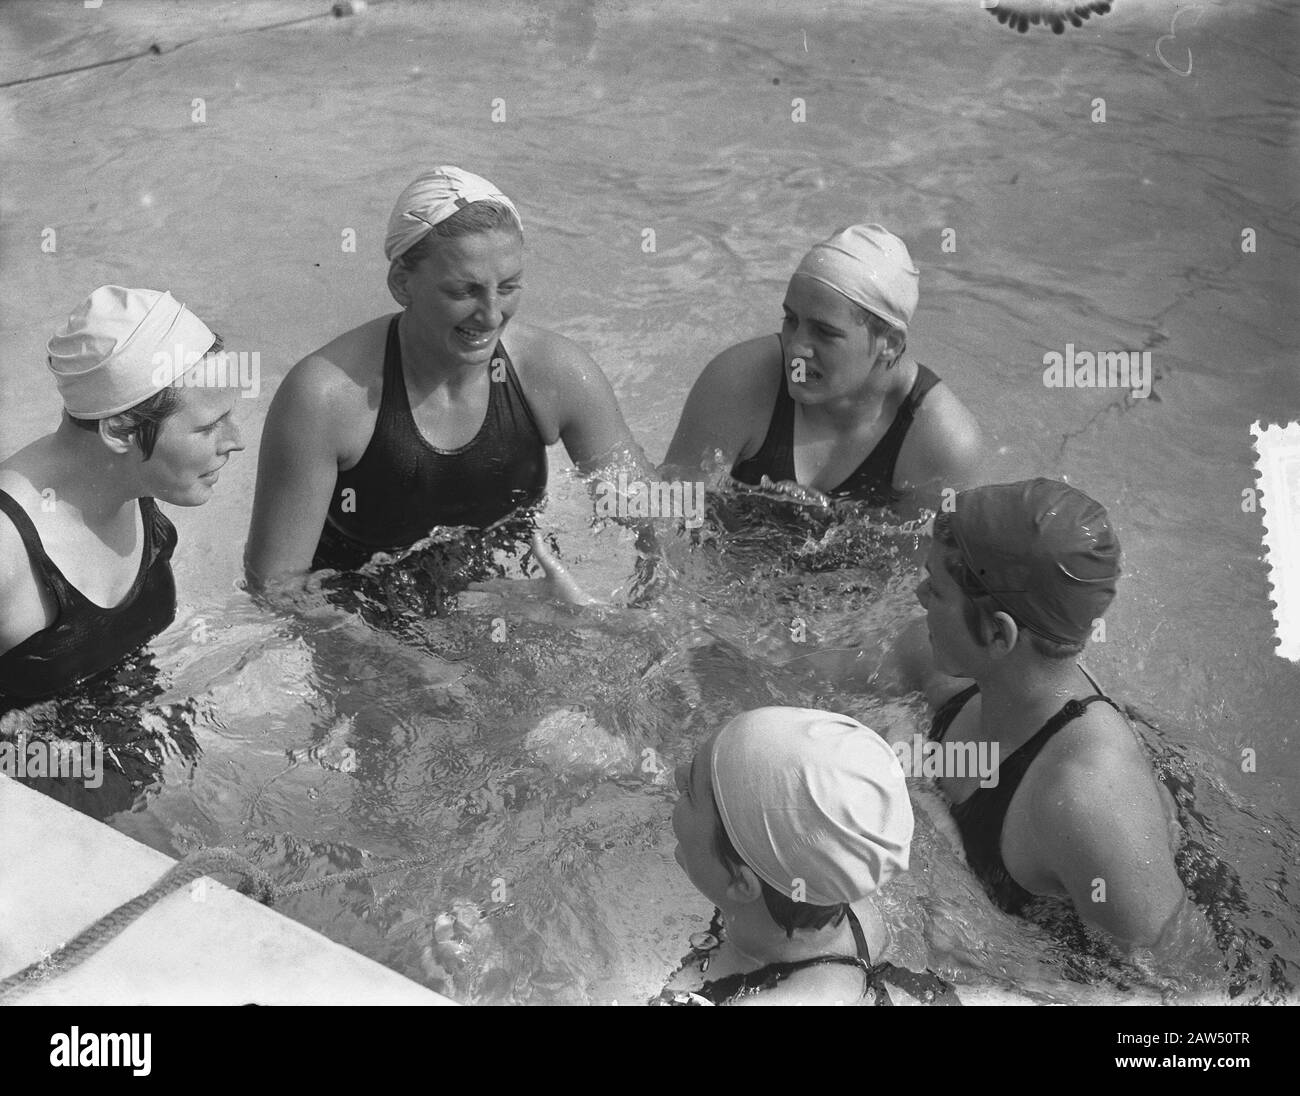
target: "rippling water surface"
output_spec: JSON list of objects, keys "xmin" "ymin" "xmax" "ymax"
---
[{"xmin": 1, "ymin": 0, "xmax": 1297, "ymax": 1003}]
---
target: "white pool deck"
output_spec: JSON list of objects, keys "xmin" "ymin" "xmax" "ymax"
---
[{"xmin": 0, "ymin": 774, "xmax": 452, "ymax": 1005}]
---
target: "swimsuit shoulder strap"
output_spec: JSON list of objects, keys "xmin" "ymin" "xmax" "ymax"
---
[
  {"xmin": 930, "ymin": 683, "xmax": 980, "ymax": 742},
  {"xmin": 907, "ymin": 363, "xmax": 942, "ymax": 412},
  {"xmin": 700, "ymin": 953, "xmax": 874, "ymax": 1005},
  {"xmin": 867, "ymin": 962, "xmax": 963, "ymax": 1006},
  {"xmin": 1028, "ymin": 694, "xmax": 1122, "ymax": 753},
  {"xmin": 378, "ymin": 313, "xmax": 410, "ymax": 422},
  {"xmin": 731, "ymin": 336, "xmax": 796, "ymax": 482},
  {"xmin": 829, "ymin": 363, "xmax": 943, "ymax": 501},
  {"xmin": 0, "ymin": 488, "xmax": 76, "ymax": 611},
  {"xmin": 485, "ymin": 341, "xmax": 546, "ymax": 443},
  {"xmin": 139, "ymin": 496, "xmax": 178, "ymax": 565},
  {"xmin": 845, "ymin": 905, "xmax": 872, "ymax": 964},
  {"xmin": 1077, "ymin": 663, "xmax": 1121, "ymax": 711}
]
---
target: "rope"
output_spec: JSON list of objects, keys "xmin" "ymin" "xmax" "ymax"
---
[
  {"xmin": 0, "ymin": 846, "xmax": 440, "ymax": 1003},
  {"xmin": 0, "ymin": 3, "xmax": 396, "ymax": 90}
]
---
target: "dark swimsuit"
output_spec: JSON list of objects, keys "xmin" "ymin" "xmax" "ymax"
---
[
  {"xmin": 928, "ymin": 667, "xmax": 1123, "ymax": 914},
  {"xmin": 651, "ymin": 907, "xmax": 959, "ymax": 1006},
  {"xmin": 730, "ymin": 342, "xmax": 942, "ymax": 506},
  {"xmin": 0, "ymin": 490, "xmax": 177, "ymax": 706},
  {"xmin": 312, "ymin": 315, "xmax": 549, "ymax": 572}
]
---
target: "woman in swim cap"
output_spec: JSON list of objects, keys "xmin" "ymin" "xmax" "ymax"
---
[
  {"xmin": 245, "ymin": 166, "xmax": 643, "ymax": 588},
  {"xmin": 655, "ymin": 707, "xmax": 960, "ymax": 1006},
  {"xmin": 1, "ymin": 286, "xmax": 243, "ymax": 706},
  {"xmin": 662, "ymin": 224, "xmax": 982, "ymax": 513}
]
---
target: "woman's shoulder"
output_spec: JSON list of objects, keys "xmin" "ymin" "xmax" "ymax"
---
[
  {"xmin": 274, "ymin": 315, "xmax": 392, "ymax": 422},
  {"xmin": 501, "ymin": 319, "xmax": 578, "ymax": 367},
  {"xmin": 707, "ymin": 333, "xmax": 783, "ymax": 380},
  {"xmin": 293, "ymin": 315, "xmax": 393, "ymax": 392},
  {"xmin": 896, "ymin": 363, "xmax": 984, "ymax": 491},
  {"xmin": 680, "ymin": 335, "xmax": 783, "ymax": 416}
]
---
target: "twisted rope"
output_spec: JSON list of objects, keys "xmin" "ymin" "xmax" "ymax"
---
[{"xmin": 0, "ymin": 846, "xmax": 440, "ymax": 1003}]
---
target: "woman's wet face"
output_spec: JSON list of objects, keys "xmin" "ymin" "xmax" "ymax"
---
[
  {"xmin": 400, "ymin": 229, "xmax": 525, "ymax": 366},
  {"xmin": 780, "ymin": 277, "xmax": 884, "ymax": 403}
]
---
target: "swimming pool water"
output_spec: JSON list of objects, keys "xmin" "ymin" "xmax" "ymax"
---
[{"xmin": 1, "ymin": 0, "xmax": 1297, "ymax": 1003}]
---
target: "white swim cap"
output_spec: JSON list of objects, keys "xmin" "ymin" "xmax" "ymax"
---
[
  {"xmin": 710, "ymin": 707, "xmax": 913, "ymax": 906},
  {"xmin": 46, "ymin": 286, "xmax": 215, "ymax": 419},
  {"xmin": 384, "ymin": 165, "xmax": 521, "ymax": 262},
  {"xmin": 792, "ymin": 224, "xmax": 919, "ymax": 331}
]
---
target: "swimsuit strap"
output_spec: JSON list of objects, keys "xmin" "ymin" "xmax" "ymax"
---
[
  {"xmin": 0, "ymin": 490, "xmax": 163, "ymax": 614},
  {"xmin": 929, "ymin": 668, "xmax": 1124, "ymax": 914},
  {"xmin": 378, "ymin": 313, "xmax": 416, "ymax": 440},
  {"xmin": 382, "ymin": 316, "xmax": 542, "ymax": 456},
  {"xmin": 698, "ymin": 953, "xmax": 874, "ymax": 1005},
  {"xmin": 317, "ymin": 314, "xmax": 548, "ymax": 565},
  {"xmin": 730, "ymin": 343, "xmax": 943, "ymax": 505},
  {"xmin": 846, "ymin": 905, "xmax": 871, "ymax": 963},
  {"xmin": 489, "ymin": 341, "xmax": 546, "ymax": 444},
  {"xmin": 0, "ymin": 488, "xmax": 77, "ymax": 614},
  {"xmin": 829, "ymin": 362, "xmax": 939, "ymax": 500},
  {"xmin": 929, "ymin": 682, "xmax": 981, "ymax": 743},
  {"xmin": 653, "ymin": 905, "xmax": 957, "ymax": 1006},
  {"xmin": 867, "ymin": 962, "xmax": 963, "ymax": 1006}
]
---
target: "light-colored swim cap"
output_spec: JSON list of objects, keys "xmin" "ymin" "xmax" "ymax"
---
[
  {"xmin": 792, "ymin": 224, "xmax": 920, "ymax": 331},
  {"xmin": 710, "ymin": 707, "xmax": 913, "ymax": 906},
  {"xmin": 384, "ymin": 165, "xmax": 521, "ymax": 262},
  {"xmin": 46, "ymin": 286, "xmax": 215, "ymax": 419}
]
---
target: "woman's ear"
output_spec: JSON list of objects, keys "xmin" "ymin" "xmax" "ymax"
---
[
  {"xmin": 882, "ymin": 328, "xmax": 906, "ymax": 370},
  {"xmin": 985, "ymin": 611, "xmax": 1021, "ymax": 659},
  {"xmin": 387, "ymin": 261, "xmax": 412, "ymax": 308},
  {"xmin": 723, "ymin": 862, "xmax": 765, "ymax": 906},
  {"xmin": 98, "ymin": 416, "xmax": 135, "ymax": 456}
]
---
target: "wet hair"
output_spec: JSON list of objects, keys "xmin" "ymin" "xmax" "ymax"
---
[
  {"xmin": 852, "ymin": 305, "xmax": 906, "ymax": 368},
  {"xmin": 932, "ymin": 512, "xmax": 1085, "ymax": 660},
  {"xmin": 68, "ymin": 333, "xmax": 224, "ymax": 460},
  {"xmin": 394, "ymin": 200, "xmax": 524, "ymax": 273},
  {"xmin": 712, "ymin": 802, "xmax": 849, "ymax": 938}
]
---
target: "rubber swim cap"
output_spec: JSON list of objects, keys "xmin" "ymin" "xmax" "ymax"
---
[
  {"xmin": 46, "ymin": 286, "xmax": 215, "ymax": 419},
  {"xmin": 384, "ymin": 166, "xmax": 521, "ymax": 262},
  {"xmin": 710, "ymin": 707, "xmax": 913, "ymax": 906},
  {"xmin": 792, "ymin": 224, "xmax": 919, "ymax": 331},
  {"xmin": 951, "ymin": 478, "xmax": 1121, "ymax": 646}
]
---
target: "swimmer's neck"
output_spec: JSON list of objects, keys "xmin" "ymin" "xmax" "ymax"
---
[
  {"xmin": 397, "ymin": 309, "xmax": 493, "ymax": 389},
  {"xmin": 970, "ymin": 656, "xmax": 1099, "ymax": 746},
  {"xmin": 21, "ymin": 421, "xmax": 151, "ymax": 523},
  {"xmin": 719, "ymin": 900, "xmax": 857, "ymax": 969}
]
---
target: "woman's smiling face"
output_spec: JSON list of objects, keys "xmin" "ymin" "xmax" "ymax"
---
[{"xmin": 399, "ymin": 228, "xmax": 525, "ymax": 367}]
